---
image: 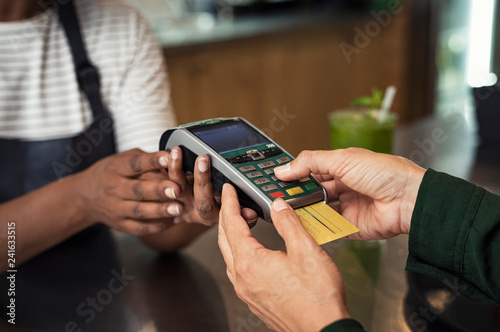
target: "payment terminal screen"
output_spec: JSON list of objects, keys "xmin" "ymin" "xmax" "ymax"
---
[{"xmin": 191, "ymin": 121, "xmax": 269, "ymax": 154}]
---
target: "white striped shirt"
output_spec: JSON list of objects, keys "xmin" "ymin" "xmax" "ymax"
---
[{"xmin": 0, "ymin": 0, "xmax": 177, "ymax": 152}]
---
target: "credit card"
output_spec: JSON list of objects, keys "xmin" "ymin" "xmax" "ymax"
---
[{"xmin": 294, "ymin": 202, "xmax": 359, "ymax": 245}]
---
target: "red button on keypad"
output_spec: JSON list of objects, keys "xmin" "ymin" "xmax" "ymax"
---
[{"xmin": 269, "ymin": 191, "xmax": 286, "ymax": 198}]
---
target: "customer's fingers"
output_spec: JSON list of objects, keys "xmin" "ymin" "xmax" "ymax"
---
[
  {"xmin": 218, "ymin": 218, "xmax": 234, "ymax": 282},
  {"xmin": 220, "ymin": 183, "xmax": 263, "ymax": 250},
  {"xmin": 219, "ymin": 184, "xmax": 257, "ymax": 251},
  {"xmin": 218, "ymin": 184, "xmax": 263, "ymax": 277},
  {"xmin": 274, "ymin": 150, "xmax": 335, "ymax": 180},
  {"xmin": 274, "ymin": 148, "xmax": 376, "ymax": 181},
  {"xmin": 270, "ymin": 199, "xmax": 319, "ymax": 256}
]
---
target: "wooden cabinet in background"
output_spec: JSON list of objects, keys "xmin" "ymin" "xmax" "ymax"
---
[{"xmin": 164, "ymin": 0, "xmax": 438, "ymax": 156}]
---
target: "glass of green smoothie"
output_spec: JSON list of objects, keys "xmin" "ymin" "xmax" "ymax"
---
[
  {"xmin": 329, "ymin": 87, "xmax": 397, "ymax": 154},
  {"xmin": 329, "ymin": 109, "xmax": 397, "ymax": 154}
]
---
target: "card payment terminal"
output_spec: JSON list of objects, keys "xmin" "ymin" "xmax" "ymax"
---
[{"xmin": 159, "ymin": 117, "xmax": 326, "ymax": 222}]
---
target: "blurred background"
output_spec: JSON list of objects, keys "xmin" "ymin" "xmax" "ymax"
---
[{"xmin": 123, "ymin": 0, "xmax": 498, "ymax": 156}]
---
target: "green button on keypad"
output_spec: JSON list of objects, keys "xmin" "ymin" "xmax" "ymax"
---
[{"xmin": 304, "ymin": 182, "xmax": 319, "ymax": 190}]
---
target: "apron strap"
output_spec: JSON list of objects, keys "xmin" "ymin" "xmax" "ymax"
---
[{"xmin": 50, "ymin": 0, "xmax": 108, "ymax": 118}]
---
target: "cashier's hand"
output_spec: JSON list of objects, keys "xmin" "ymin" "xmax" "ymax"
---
[
  {"xmin": 162, "ymin": 146, "xmax": 219, "ymax": 226},
  {"xmin": 76, "ymin": 149, "xmax": 183, "ymax": 235},
  {"xmin": 164, "ymin": 147, "xmax": 258, "ymax": 226},
  {"xmin": 275, "ymin": 148, "xmax": 426, "ymax": 240},
  {"xmin": 218, "ymin": 184, "xmax": 350, "ymax": 332}
]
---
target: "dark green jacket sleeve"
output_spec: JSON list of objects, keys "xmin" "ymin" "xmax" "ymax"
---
[
  {"xmin": 320, "ymin": 319, "xmax": 366, "ymax": 332},
  {"xmin": 406, "ymin": 168, "xmax": 500, "ymax": 305}
]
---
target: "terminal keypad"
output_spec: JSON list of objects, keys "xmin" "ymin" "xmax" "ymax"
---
[{"xmin": 228, "ymin": 147, "xmax": 320, "ymax": 199}]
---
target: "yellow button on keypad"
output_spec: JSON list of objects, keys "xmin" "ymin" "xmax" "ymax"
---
[{"xmin": 286, "ymin": 187, "xmax": 304, "ymax": 196}]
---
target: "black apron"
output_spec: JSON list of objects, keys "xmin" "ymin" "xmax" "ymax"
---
[{"xmin": 0, "ymin": 1, "xmax": 127, "ymax": 330}]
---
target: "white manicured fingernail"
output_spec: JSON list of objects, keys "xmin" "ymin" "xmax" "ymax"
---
[
  {"xmin": 198, "ymin": 157, "xmax": 209, "ymax": 172},
  {"xmin": 159, "ymin": 156, "xmax": 168, "ymax": 167},
  {"xmin": 171, "ymin": 149, "xmax": 179, "ymax": 160},
  {"xmin": 168, "ymin": 204, "xmax": 180, "ymax": 216},
  {"xmin": 165, "ymin": 188, "xmax": 176, "ymax": 199},
  {"xmin": 275, "ymin": 163, "xmax": 290, "ymax": 175},
  {"xmin": 272, "ymin": 199, "xmax": 290, "ymax": 212}
]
